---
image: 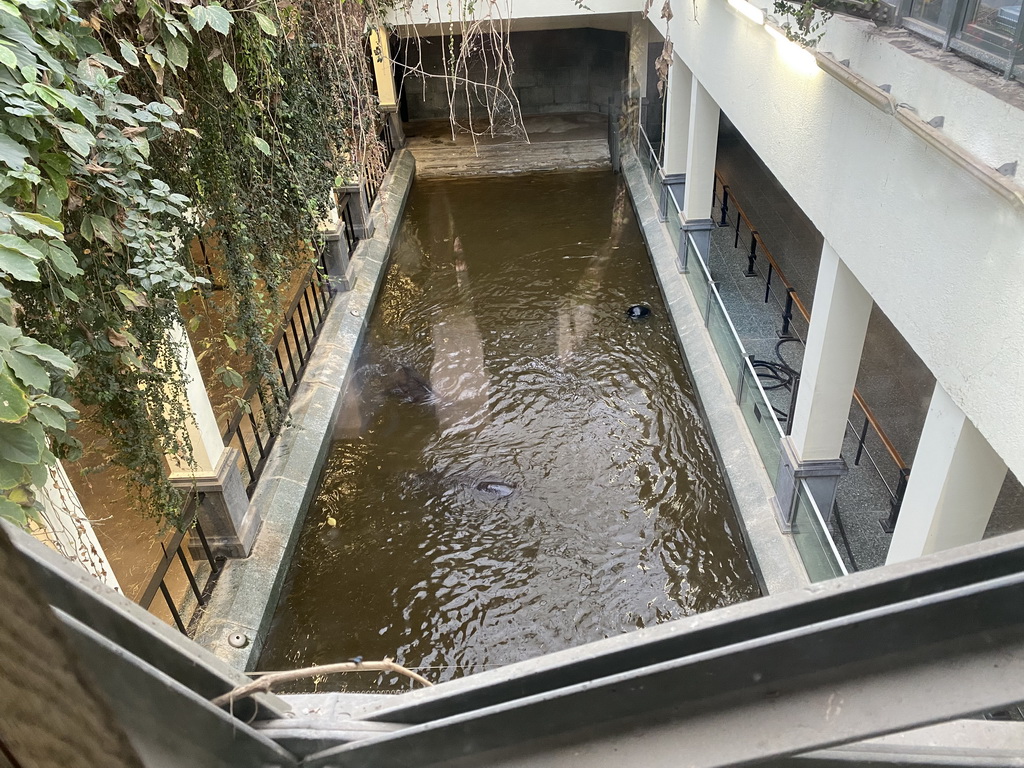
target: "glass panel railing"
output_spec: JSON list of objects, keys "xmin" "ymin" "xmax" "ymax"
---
[
  {"xmin": 737, "ymin": 360, "xmax": 784, "ymax": 480},
  {"xmin": 667, "ymin": 210, "xmax": 682, "ymax": 255},
  {"xmin": 683, "ymin": 235, "xmax": 710, "ymax": 322},
  {"xmin": 706, "ymin": 285, "xmax": 744, "ymax": 394},
  {"xmin": 791, "ymin": 480, "xmax": 847, "ymax": 582}
]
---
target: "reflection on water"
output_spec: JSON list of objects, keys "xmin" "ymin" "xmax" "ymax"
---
[{"xmin": 260, "ymin": 172, "xmax": 759, "ymax": 690}]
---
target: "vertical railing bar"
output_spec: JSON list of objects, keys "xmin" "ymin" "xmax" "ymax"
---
[
  {"xmin": 176, "ymin": 546, "xmax": 204, "ymax": 606},
  {"xmin": 247, "ymin": 408, "xmax": 266, "ymax": 458},
  {"xmin": 237, "ymin": 428, "xmax": 256, "ymax": 485},
  {"xmin": 159, "ymin": 581, "xmax": 187, "ymax": 634},
  {"xmin": 282, "ymin": 333, "xmax": 298, "ymax": 384},
  {"xmin": 746, "ymin": 231, "xmax": 759, "ymax": 277},
  {"xmin": 764, "ymin": 263, "xmax": 774, "ymax": 304},
  {"xmin": 290, "ymin": 316, "xmax": 307, "ymax": 366},
  {"xmin": 273, "ymin": 348, "xmax": 290, "ymax": 392},
  {"xmin": 855, "ymin": 415, "xmax": 871, "ymax": 466},
  {"xmin": 193, "ymin": 517, "xmax": 219, "ymax": 573},
  {"xmin": 734, "ymin": 214, "xmax": 741, "ymax": 249},
  {"xmin": 720, "ymin": 185, "xmax": 730, "ymax": 227}
]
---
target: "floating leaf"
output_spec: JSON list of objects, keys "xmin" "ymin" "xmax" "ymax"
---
[
  {"xmin": 222, "ymin": 61, "xmax": 237, "ymax": 93},
  {"xmin": 165, "ymin": 35, "xmax": 189, "ymax": 69},
  {"xmin": 89, "ymin": 214, "xmax": 118, "ymax": 247}
]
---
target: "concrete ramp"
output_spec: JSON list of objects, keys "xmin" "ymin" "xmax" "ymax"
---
[{"xmin": 406, "ymin": 112, "xmax": 611, "ymax": 178}]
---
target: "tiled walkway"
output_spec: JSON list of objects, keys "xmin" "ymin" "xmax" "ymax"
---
[{"xmin": 711, "ymin": 123, "xmax": 1023, "ymax": 570}]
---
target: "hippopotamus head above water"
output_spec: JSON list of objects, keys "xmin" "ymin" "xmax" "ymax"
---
[{"xmin": 626, "ymin": 304, "xmax": 651, "ymax": 320}]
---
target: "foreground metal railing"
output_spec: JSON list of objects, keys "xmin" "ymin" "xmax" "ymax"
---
[
  {"xmin": 136, "ymin": 491, "xmax": 221, "ymax": 634},
  {"xmin": 9, "ymin": 511, "xmax": 1024, "ymax": 768}
]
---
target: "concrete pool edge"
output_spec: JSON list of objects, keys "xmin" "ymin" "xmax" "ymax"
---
[
  {"xmin": 621, "ymin": 149, "xmax": 808, "ymax": 596},
  {"xmin": 192, "ymin": 150, "xmax": 416, "ymax": 670}
]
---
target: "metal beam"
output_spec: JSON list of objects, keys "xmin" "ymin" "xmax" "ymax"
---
[{"xmin": 302, "ymin": 534, "xmax": 1024, "ymax": 768}]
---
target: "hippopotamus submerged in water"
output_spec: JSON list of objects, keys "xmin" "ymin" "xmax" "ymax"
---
[
  {"xmin": 407, "ymin": 470, "xmax": 516, "ymax": 500},
  {"xmin": 387, "ymin": 365, "xmax": 434, "ymax": 404},
  {"xmin": 626, "ymin": 304, "xmax": 651, "ymax": 320}
]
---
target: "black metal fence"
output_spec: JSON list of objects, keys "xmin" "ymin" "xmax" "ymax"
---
[
  {"xmin": 223, "ymin": 248, "xmax": 336, "ymax": 495},
  {"xmin": 363, "ymin": 119, "xmax": 396, "ymax": 208},
  {"xmin": 137, "ymin": 491, "xmax": 221, "ymax": 634}
]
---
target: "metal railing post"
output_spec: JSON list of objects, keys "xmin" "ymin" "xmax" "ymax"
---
[
  {"xmin": 786, "ymin": 372, "xmax": 800, "ymax": 435},
  {"xmin": 764, "ymin": 263, "xmax": 774, "ymax": 304},
  {"xmin": 745, "ymin": 231, "xmax": 759, "ymax": 277},
  {"xmin": 719, "ymin": 186, "xmax": 730, "ymax": 227},
  {"xmin": 880, "ymin": 467, "xmax": 911, "ymax": 533},
  {"xmin": 780, "ymin": 289, "xmax": 795, "ymax": 338},
  {"xmin": 855, "ymin": 415, "xmax": 871, "ymax": 466}
]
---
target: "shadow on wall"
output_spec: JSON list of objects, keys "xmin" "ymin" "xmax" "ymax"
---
[{"xmin": 399, "ymin": 28, "xmax": 626, "ymax": 122}]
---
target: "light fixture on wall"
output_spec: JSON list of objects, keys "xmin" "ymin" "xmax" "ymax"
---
[{"xmin": 728, "ymin": 0, "xmax": 766, "ymax": 25}]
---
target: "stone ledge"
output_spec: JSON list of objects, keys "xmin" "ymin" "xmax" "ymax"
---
[
  {"xmin": 192, "ymin": 150, "xmax": 416, "ymax": 670},
  {"xmin": 621, "ymin": 148, "xmax": 808, "ymax": 595}
]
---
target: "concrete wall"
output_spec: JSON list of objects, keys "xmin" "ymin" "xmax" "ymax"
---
[{"xmin": 401, "ymin": 28, "xmax": 626, "ymax": 120}]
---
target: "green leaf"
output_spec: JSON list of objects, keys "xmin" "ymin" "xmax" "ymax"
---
[
  {"xmin": 0, "ymin": 496, "xmax": 28, "ymax": 527},
  {"xmin": 0, "ymin": 367, "xmax": 29, "ymax": 423},
  {"xmin": 0, "ymin": 458, "xmax": 25, "ymax": 490},
  {"xmin": 37, "ymin": 240, "xmax": 82, "ymax": 278},
  {"xmin": 254, "ymin": 11, "xmax": 278, "ymax": 36},
  {"xmin": 252, "ymin": 136, "xmax": 270, "ymax": 156},
  {"xmin": 206, "ymin": 4, "xmax": 233, "ymax": 35},
  {"xmin": 89, "ymin": 214, "xmax": 118, "ymax": 247},
  {"xmin": 118, "ymin": 39, "xmax": 140, "ymax": 66},
  {"xmin": 0, "ymin": 246, "xmax": 41, "ymax": 282},
  {"xmin": 36, "ymin": 185, "xmax": 61, "ymax": 219},
  {"xmin": 91, "ymin": 53, "xmax": 125, "ymax": 73},
  {"xmin": 222, "ymin": 61, "xmax": 237, "ymax": 93},
  {"xmin": 0, "ymin": 422, "xmax": 41, "ymax": 463},
  {"xmin": 34, "ymin": 395, "xmax": 78, "ymax": 417},
  {"xmin": 12, "ymin": 338, "xmax": 75, "ymax": 372},
  {"xmin": 10, "ymin": 212, "xmax": 63, "ymax": 237},
  {"xmin": 165, "ymin": 35, "xmax": 188, "ymax": 69},
  {"xmin": 55, "ymin": 120, "xmax": 94, "ymax": 157},
  {"xmin": 187, "ymin": 5, "xmax": 208, "ymax": 31},
  {"xmin": 30, "ymin": 404, "xmax": 65, "ymax": 431},
  {"xmin": 0, "ymin": 43, "xmax": 16, "ymax": 69},
  {"xmin": 0, "ymin": 134, "xmax": 29, "ymax": 170},
  {"xmin": 3, "ymin": 349, "xmax": 49, "ymax": 391}
]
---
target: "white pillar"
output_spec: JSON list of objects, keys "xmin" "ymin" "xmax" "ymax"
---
[
  {"xmin": 886, "ymin": 385, "xmax": 1007, "ymax": 564},
  {"xmin": 166, "ymin": 321, "xmax": 257, "ymax": 558},
  {"xmin": 662, "ymin": 57, "xmax": 692, "ymax": 177},
  {"xmin": 774, "ymin": 242, "xmax": 871, "ymax": 527},
  {"xmin": 35, "ymin": 460, "xmax": 122, "ymax": 593},
  {"xmin": 789, "ymin": 242, "xmax": 873, "ymax": 462},
  {"xmin": 166, "ymin": 321, "xmax": 225, "ymax": 477},
  {"xmin": 681, "ymin": 79, "xmax": 720, "ymax": 223}
]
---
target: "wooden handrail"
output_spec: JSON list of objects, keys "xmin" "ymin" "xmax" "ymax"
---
[{"xmin": 714, "ymin": 171, "xmax": 908, "ymax": 473}]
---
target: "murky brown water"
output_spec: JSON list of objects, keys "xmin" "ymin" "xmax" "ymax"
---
[{"xmin": 259, "ymin": 171, "xmax": 759, "ymax": 690}]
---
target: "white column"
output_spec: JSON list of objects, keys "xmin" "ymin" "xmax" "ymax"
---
[
  {"xmin": 166, "ymin": 320, "xmax": 225, "ymax": 477},
  {"xmin": 36, "ymin": 461, "xmax": 122, "ymax": 593},
  {"xmin": 887, "ymin": 385, "xmax": 1007, "ymax": 564},
  {"xmin": 165, "ymin": 321, "xmax": 257, "ymax": 558},
  {"xmin": 789, "ymin": 242, "xmax": 873, "ymax": 462},
  {"xmin": 662, "ymin": 57, "xmax": 692, "ymax": 176},
  {"xmin": 681, "ymin": 79, "xmax": 720, "ymax": 223}
]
